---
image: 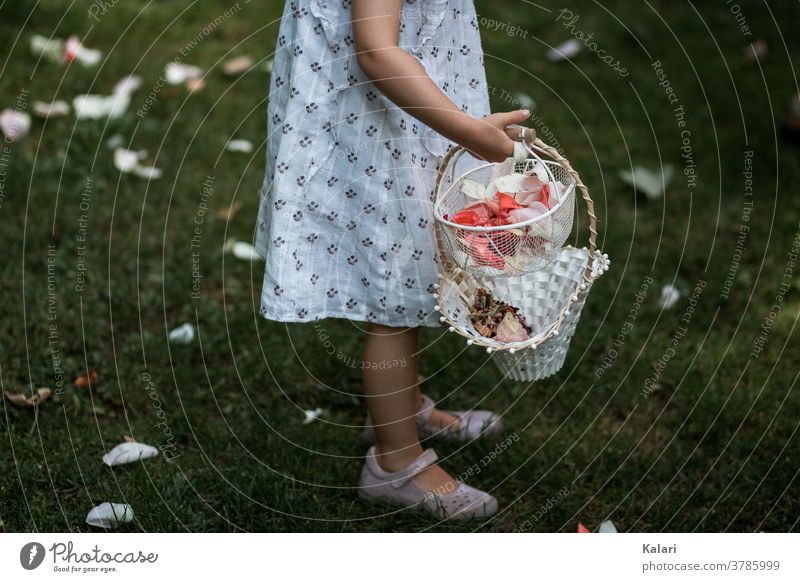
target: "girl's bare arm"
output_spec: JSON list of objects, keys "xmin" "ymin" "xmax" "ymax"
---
[{"xmin": 351, "ymin": 0, "xmax": 529, "ymax": 162}]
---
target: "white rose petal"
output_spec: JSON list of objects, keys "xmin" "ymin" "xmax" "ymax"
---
[
  {"xmin": 303, "ymin": 407, "xmax": 323, "ymax": 425},
  {"xmin": 461, "ymin": 179, "xmax": 487, "ymax": 199},
  {"xmin": 132, "ymin": 164, "xmax": 163, "ymax": 180},
  {"xmin": 30, "ymin": 34, "xmax": 64, "ymax": 63},
  {"xmin": 546, "ymin": 39, "xmax": 582, "ymax": 61},
  {"xmin": 225, "ymin": 239, "xmax": 263, "ymax": 261},
  {"xmin": 102, "ymin": 442, "xmax": 159, "ymax": 467},
  {"xmin": 619, "ymin": 165, "xmax": 674, "ymax": 200},
  {"xmin": 168, "ymin": 323, "xmax": 195, "ymax": 344},
  {"xmin": 226, "ymin": 139, "xmax": 254, "ymax": 153},
  {"xmin": 0, "ymin": 109, "xmax": 31, "ymax": 141},
  {"xmin": 86, "ymin": 503, "xmax": 134, "ymax": 529},
  {"xmin": 113, "ymin": 148, "xmax": 143, "ymax": 173},
  {"xmin": 659, "ymin": 284, "xmax": 682, "ymax": 310},
  {"xmin": 165, "ymin": 62, "xmax": 203, "ymax": 85},
  {"xmin": 32, "ymin": 100, "xmax": 71, "ymax": 118}
]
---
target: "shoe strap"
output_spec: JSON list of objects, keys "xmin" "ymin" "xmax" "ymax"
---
[
  {"xmin": 416, "ymin": 394, "xmax": 436, "ymax": 426},
  {"xmin": 391, "ymin": 448, "xmax": 438, "ymax": 489}
]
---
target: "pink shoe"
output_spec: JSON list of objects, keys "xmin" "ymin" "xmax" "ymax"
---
[
  {"xmin": 358, "ymin": 447, "xmax": 498, "ymax": 520},
  {"xmin": 361, "ymin": 394, "xmax": 503, "ymax": 443}
]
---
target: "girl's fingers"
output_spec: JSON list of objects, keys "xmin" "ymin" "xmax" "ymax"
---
[{"xmin": 504, "ymin": 126, "xmax": 523, "ymax": 141}]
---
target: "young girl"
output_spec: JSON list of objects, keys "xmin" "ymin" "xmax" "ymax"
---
[{"xmin": 256, "ymin": 0, "xmax": 531, "ymax": 520}]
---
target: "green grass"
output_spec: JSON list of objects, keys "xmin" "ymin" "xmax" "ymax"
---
[{"xmin": 1, "ymin": 0, "xmax": 798, "ymax": 532}]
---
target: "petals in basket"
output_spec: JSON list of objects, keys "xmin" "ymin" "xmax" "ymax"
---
[
  {"xmin": 508, "ymin": 201, "xmax": 548, "ymax": 223},
  {"xmin": 461, "ymin": 179, "xmax": 488, "ymax": 200},
  {"xmin": 452, "ymin": 202, "xmax": 492, "ymax": 226},
  {"xmin": 497, "ymin": 192, "xmax": 523, "ymax": 213},
  {"xmin": 489, "ymin": 173, "xmax": 542, "ymax": 199},
  {"xmin": 494, "ymin": 311, "xmax": 531, "ymax": 343},
  {"xmin": 460, "ymin": 233, "xmax": 505, "ymax": 269}
]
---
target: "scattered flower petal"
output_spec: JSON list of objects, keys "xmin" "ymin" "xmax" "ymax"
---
[
  {"xmin": 85, "ymin": 503, "xmax": 134, "ymax": 529},
  {"xmin": 32, "ymin": 100, "xmax": 71, "ymax": 118},
  {"xmin": 185, "ymin": 78, "xmax": 206, "ymax": 93},
  {"xmin": 546, "ymin": 39, "xmax": 582, "ymax": 61},
  {"xmin": 222, "ymin": 55, "xmax": 255, "ymax": 76},
  {"xmin": 3, "ymin": 387, "xmax": 51, "ymax": 408},
  {"xmin": 112, "ymin": 75, "xmax": 143, "ymax": 97},
  {"xmin": 599, "ymin": 520, "xmax": 618, "ymax": 533},
  {"xmin": 577, "ymin": 523, "xmax": 590, "ymax": 533},
  {"xmin": 226, "ymin": 139, "xmax": 253, "ymax": 153},
  {"xmin": 132, "ymin": 164, "xmax": 163, "ymax": 180},
  {"xmin": 73, "ymin": 92, "xmax": 130, "ymax": 120},
  {"xmin": 303, "ymin": 407, "xmax": 323, "ymax": 425},
  {"xmin": 102, "ymin": 442, "xmax": 159, "ymax": 466},
  {"xmin": 743, "ymin": 39, "xmax": 768, "ymax": 66},
  {"xmin": 168, "ymin": 323, "xmax": 195, "ymax": 344},
  {"xmin": 64, "ymin": 35, "xmax": 102, "ymax": 66},
  {"xmin": 165, "ymin": 62, "xmax": 203, "ymax": 85},
  {"xmin": 0, "ymin": 109, "xmax": 31, "ymax": 141},
  {"xmin": 216, "ymin": 200, "xmax": 242, "ymax": 221},
  {"xmin": 74, "ymin": 369, "xmax": 98, "ymax": 388},
  {"xmin": 113, "ymin": 148, "xmax": 146, "ymax": 173},
  {"xmin": 229, "ymin": 240, "xmax": 263, "ymax": 261},
  {"xmin": 619, "ymin": 165, "xmax": 674, "ymax": 200},
  {"xmin": 30, "ymin": 34, "xmax": 64, "ymax": 63},
  {"xmin": 659, "ymin": 284, "xmax": 682, "ymax": 310}
]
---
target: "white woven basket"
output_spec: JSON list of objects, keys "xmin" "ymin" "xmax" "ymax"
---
[
  {"xmin": 433, "ymin": 128, "xmax": 609, "ymax": 381},
  {"xmin": 436, "ymin": 247, "xmax": 607, "ymax": 381}
]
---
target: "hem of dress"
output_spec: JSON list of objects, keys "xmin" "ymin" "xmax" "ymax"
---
[{"xmin": 259, "ymin": 307, "xmax": 443, "ymax": 329}]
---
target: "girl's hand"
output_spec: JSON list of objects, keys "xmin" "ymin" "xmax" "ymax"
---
[{"xmin": 464, "ymin": 110, "xmax": 532, "ymax": 163}]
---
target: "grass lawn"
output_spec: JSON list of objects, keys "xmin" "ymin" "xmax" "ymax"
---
[{"xmin": 1, "ymin": 0, "xmax": 799, "ymax": 532}]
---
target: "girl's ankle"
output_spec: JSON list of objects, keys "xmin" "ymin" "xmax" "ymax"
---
[{"xmin": 374, "ymin": 445, "xmax": 424, "ymax": 473}]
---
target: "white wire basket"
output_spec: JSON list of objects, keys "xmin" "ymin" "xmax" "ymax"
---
[
  {"xmin": 433, "ymin": 139, "xmax": 576, "ymax": 277},
  {"xmin": 433, "ymin": 128, "xmax": 609, "ymax": 381}
]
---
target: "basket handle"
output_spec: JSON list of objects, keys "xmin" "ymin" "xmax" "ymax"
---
[{"xmin": 433, "ymin": 127, "xmax": 598, "ymax": 282}]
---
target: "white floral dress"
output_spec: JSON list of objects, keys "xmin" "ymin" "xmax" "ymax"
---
[{"xmin": 256, "ymin": 0, "xmax": 490, "ymax": 327}]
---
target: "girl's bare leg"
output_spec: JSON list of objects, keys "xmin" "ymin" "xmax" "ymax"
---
[{"xmin": 363, "ymin": 323, "xmax": 457, "ymax": 492}]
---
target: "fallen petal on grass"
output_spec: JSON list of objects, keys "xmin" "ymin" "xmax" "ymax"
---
[
  {"xmin": 222, "ymin": 55, "xmax": 255, "ymax": 76},
  {"xmin": 32, "ymin": 100, "xmax": 71, "ymax": 118},
  {"xmin": 226, "ymin": 139, "xmax": 254, "ymax": 153},
  {"xmin": 216, "ymin": 200, "xmax": 242, "ymax": 221},
  {"xmin": 4, "ymin": 387, "xmax": 51, "ymax": 408},
  {"xmin": 64, "ymin": 35, "xmax": 102, "ymax": 66},
  {"xmin": 618, "ymin": 165, "xmax": 674, "ymax": 200},
  {"xmin": 659, "ymin": 284, "xmax": 682, "ymax": 310},
  {"xmin": 0, "ymin": 109, "xmax": 31, "ymax": 141},
  {"xmin": 30, "ymin": 34, "xmax": 64, "ymax": 63},
  {"xmin": 168, "ymin": 323, "xmax": 195, "ymax": 344},
  {"xmin": 102, "ymin": 442, "xmax": 159, "ymax": 466},
  {"xmin": 224, "ymin": 238, "xmax": 263, "ymax": 261},
  {"xmin": 303, "ymin": 407, "xmax": 323, "ymax": 425},
  {"xmin": 85, "ymin": 503, "xmax": 134, "ymax": 529},
  {"xmin": 165, "ymin": 62, "xmax": 203, "ymax": 85},
  {"xmin": 546, "ymin": 39, "xmax": 582, "ymax": 61}
]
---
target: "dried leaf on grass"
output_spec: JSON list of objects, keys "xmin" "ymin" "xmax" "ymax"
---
[
  {"xmin": 74, "ymin": 369, "xmax": 98, "ymax": 388},
  {"xmin": 216, "ymin": 200, "xmax": 242, "ymax": 221}
]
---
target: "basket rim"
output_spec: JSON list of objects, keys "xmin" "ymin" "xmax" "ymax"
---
[{"xmin": 433, "ymin": 164, "xmax": 576, "ymax": 233}]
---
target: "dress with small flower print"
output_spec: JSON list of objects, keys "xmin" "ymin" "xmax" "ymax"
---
[{"xmin": 256, "ymin": 0, "xmax": 490, "ymax": 327}]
